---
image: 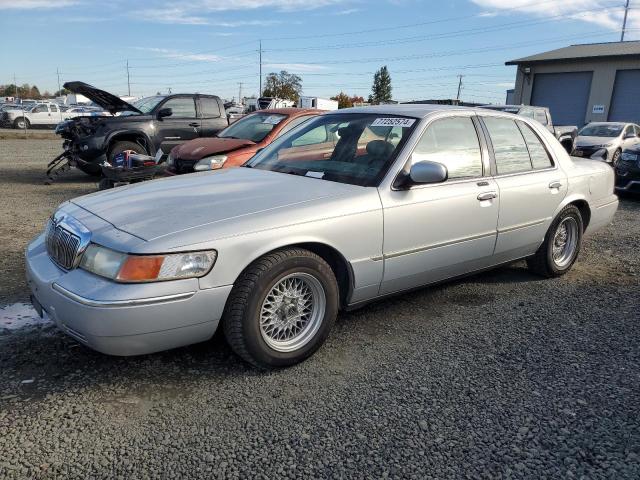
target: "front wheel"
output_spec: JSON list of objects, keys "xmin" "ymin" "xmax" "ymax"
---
[
  {"xmin": 13, "ymin": 117, "xmax": 29, "ymax": 129},
  {"xmin": 527, "ymin": 205, "xmax": 583, "ymax": 278},
  {"xmin": 611, "ymin": 149, "xmax": 621, "ymax": 166},
  {"xmin": 222, "ymin": 248, "xmax": 339, "ymax": 369}
]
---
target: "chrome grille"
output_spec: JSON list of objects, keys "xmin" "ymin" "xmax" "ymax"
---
[{"xmin": 45, "ymin": 219, "xmax": 81, "ymax": 270}]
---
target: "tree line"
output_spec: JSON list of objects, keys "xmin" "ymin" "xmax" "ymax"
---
[
  {"xmin": 261, "ymin": 65, "xmax": 393, "ymax": 107},
  {"xmin": 0, "ymin": 84, "xmax": 69, "ymax": 99}
]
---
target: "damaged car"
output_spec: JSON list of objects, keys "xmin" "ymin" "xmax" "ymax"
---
[
  {"xmin": 167, "ymin": 108, "xmax": 322, "ymax": 174},
  {"xmin": 51, "ymin": 81, "xmax": 227, "ymax": 177}
]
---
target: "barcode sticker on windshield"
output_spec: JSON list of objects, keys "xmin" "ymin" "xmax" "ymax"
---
[
  {"xmin": 371, "ymin": 118, "xmax": 416, "ymax": 128},
  {"xmin": 262, "ymin": 115, "xmax": 283, "ymax": 125}
]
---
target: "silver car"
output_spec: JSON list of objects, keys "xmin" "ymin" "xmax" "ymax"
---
[
  {"xmin": 572, "ymin": 122, "xmax": 640, "ymax": 165},
  {"xmin": 26, "ymin": 106, "xmax": 618, "ymax": 368}
]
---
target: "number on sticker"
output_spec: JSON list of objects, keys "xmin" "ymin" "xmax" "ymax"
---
[{"xmin": 371, "ymin": 118, "xmax": 416, "ymax": 128}]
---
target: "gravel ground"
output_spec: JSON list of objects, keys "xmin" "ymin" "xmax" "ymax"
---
[{"xmin": 1, "ymin": 138, "xmax": 639, "ymax": 479}]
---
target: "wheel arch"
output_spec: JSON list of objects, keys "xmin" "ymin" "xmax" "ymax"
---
[
  {"xmin": 554, "ymin": 194, "xmax": 591, "ymax": 231},
  {"xmin": 228, "ymin": 240, "xmax": 355, "ymax": 309},
  {"xmin": 105, "ymin": 130, "xmax": 152, "ymax": 154}
]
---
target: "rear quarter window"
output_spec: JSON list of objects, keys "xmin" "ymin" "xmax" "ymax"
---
[{"xmin": 516, "ymin": 120, "xmax": 554, "ymax": 169}]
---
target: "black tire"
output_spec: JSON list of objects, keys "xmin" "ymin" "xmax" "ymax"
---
[
  {"xmin": 611, "ymin": 149, "xmax": 621, "ymax": 166},
  {"xmin": 13, "ymin": 117, "xmax": 29, "ymax": 129},
  {"xmin": 222, "ymin": 248, "xmax": 339, "ymax": 369},
  {"xmin": 527, "ymin": 205, "xmax": 583, "ymax": 278}
]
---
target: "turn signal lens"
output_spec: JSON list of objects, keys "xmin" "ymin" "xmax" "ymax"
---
[{"xmin": 117, "ymin": 256, "xmax": 164, "ymax": 282}]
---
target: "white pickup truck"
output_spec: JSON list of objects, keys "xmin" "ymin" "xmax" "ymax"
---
[{"xmin": 0, "ymin": 103, "xmax": 108, "ymax": 129}]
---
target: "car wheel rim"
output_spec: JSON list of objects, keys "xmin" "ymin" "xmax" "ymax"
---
[
  {"xmin": 259, "ymin": 272, "xmax": 326, "ymax": 353},
  {"xmin": 552, "ymin": 217, "xmax": 578, "ymax": 268}
]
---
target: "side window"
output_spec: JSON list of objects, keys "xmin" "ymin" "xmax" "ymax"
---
[
  {"xmin": 534, "ymin": 109, "xmax": 548, "ymax": 125},
  {"xmin": 635, "ymin": 125, "xmax": 640, "ymax": 137},
  {"xmin": 161, "ymin": 97, "xmax": 196, "ymax": 118},
  {"xmin": 483, "ymin": 117, "xmax": 532, "ymax": 174},
  {"xmin": 50, "ymin": 105, "xmax": 58, "ymax": 112},
  {"xmin": 624, "ymin": 125, "xmax": 633, "ymax": 138},
  {"xmin": 291, "ymin": 125, "xmax": 329, "ymax": 147},
  {"xmin": 200, "ymin": 97, "xmax": 220, "ymax": 118},
  {"xmin": 412, "ymin": 116, "xmax": 483, "ymax": 180},
  {"xmin": 33, "ymin": 105, "xmax": 48, "ymax": 113},
  {"xmin": 517, "ymin": 120, "xmax": 553, "ymax": 169},
  {"xmin": 277, "ymin": 115, "xmax": 314, "ymax": 137}
]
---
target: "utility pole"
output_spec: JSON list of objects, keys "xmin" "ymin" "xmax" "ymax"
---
[
  {"xmin": 621, "ymin": 0, "xmax": 631, "ymax": 41},
  {"xmin": 126, "ymin": 60, "xmax": 131, "ymax": 96},
  {"xmin": 259, "ymin": 40, "xmax": 263, "ymax": 96},
  {"xmin": 456, "ymin": 75, "xmax": 464, "ymax": 101},
  {"xmin": 238, "ymin": 82, "xmax": 243, "ymax": 104},
  {"xmin": 56, "ymin": 68, "xmax": 61, "ymax": 96}
]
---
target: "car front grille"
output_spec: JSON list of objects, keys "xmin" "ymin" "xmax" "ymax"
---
[{"xmin": 45, "ymin": 219, "xmax": 82, "ymax": 270}]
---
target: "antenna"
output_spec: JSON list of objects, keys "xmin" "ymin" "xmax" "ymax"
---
[{"xmin": 126, "ymin": 60, "xmax": 131, "ymax": 96}]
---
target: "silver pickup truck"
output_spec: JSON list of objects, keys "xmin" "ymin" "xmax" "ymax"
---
[
  {"xmin": 0, "ymin": 102, "xmax": 107, "ymax": 129},
  {"xmin": 482, "ymin": 105, "xmax": 577, "ymax": 153}
]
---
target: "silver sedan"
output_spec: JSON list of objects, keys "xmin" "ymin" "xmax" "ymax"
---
[{"xmin": 26, "ymin": 105, "xmax": 618, "ymax": 368}]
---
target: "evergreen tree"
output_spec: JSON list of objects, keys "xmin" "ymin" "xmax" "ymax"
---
[{"xmin": 369, "ymin": 66, "xmax": 392, "ymax": 104}]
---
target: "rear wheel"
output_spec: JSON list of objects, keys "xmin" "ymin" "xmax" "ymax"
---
[
  {"xmin": 527, "ymin": 205, "xmax": 583, "ymax": 278},
  {"xmin": 222, "ymin": 248, "xmax": 339, "ymax": 369},
  {"xmin": 13, "ymin": 117, "xmax": 29, "ymax": 129}
]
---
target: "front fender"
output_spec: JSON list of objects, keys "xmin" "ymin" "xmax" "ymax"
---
[{"xmin": 104, "ymin": 129, "xmax": 153, "ymax": 153}]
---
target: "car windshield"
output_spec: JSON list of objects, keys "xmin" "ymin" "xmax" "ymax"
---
[
  {"xmin": 123, "ymin": 95, "xmax": 166, "ymax": 115},
  {"xmin": 246, "ymin": 113, "xmax": 417, "ymax": 187},
  {"xmin": 578, "ymin": 124, "xmax": 623, "ymax": 137},
  {"xmin": 218, "ymin": 112, "xmax": 287, "ymax": 142}
]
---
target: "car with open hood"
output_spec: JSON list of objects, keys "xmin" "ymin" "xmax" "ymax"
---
[
  {"xmin": 571, "ymin": 122, "xmax": 640, "ymax": 165},
  {"xmin": 26, "ymin": 105, "xmax": 618, "ymax": 368},
  {"xmin": 615, "ymin": 143, "xmax": 640, "ymax": 194},
  {"xmin": 167, "ymin": 108, "xmax": 322, "ymax": 174},
  {"xmin": 53, "ymin": 81, "xmax": 227, "ymax": 176}
]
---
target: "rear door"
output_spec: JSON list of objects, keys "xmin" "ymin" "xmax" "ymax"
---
[
  {"xmin": 480, "ymin": 115, "xmax": 567, "ymax": 261},
  {"xmin": 198, "ymin": 96, "xmax": 228, "ymax": 138},
  {"xmin": 155, "ymin": 96, "xmax": 200, "ymax": 151}
]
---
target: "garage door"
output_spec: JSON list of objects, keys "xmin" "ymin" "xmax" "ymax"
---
[
  {"xmin": 609, "ymin": 69, "xmax": 640, "ymax": 124},
  {"xmin": 531, "ymin": 72, "xmax": 592, "ymax": 126}
]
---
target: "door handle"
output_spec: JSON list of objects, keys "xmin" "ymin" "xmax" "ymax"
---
[
  {"xmin": 549, "ymin": 181, "xmax": 562, "ymax": 189},
  {"xmin": 188, "ymin": 122, "xmax": 199, "ymax": 127},
  {"xmin": 477, "ymin": 191, "xmax": 497, "ymax": 201}
]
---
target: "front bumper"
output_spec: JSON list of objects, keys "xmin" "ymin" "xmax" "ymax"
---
[
  {"xmin": 571, "ymin": 146, "xmax": 612, "ymax": 161},
  {"xmin": 25, "ymin": 234, "xmax": 232, "ymax": 356},
  {"xmin": 615, "ymin": 158, "xmax": 640, "ymax": 193}
]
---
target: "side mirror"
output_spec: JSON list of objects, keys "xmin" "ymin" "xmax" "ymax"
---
[
  {"xmin": 394, "ymin": 160, "xmax": 448, "ymax": 189},
  {"xmin": 157, "ymin": 107, "xmax": 173, "ymax": 119}
]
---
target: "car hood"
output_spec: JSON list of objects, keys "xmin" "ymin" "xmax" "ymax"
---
[
  {"xmin": 63, "ymin": 81, "xmax": 142, "ymax": 115},
  {"xmin": 575, "ymin": 136, "xmax": 619, "ymax": 147},
  {"xmin": 172, "ymin": 137, "xmax": 256, "ymax": 161},
  {"xmin": 70, "ymin": 167, "xmax": 362, "ymax": 243}
]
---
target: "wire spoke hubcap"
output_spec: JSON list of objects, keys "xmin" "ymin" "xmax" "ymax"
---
[
  {"xmin": 552, "ymin": 217, "xmax": 578, "ymax": 268},
  {"xmin": 259, "ymin": 273, "xmax": 326, "ymax": 352}
]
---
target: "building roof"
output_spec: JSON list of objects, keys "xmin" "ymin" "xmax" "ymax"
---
[{"xmin": 506, "ymin": 41, "xmax": 640, "ymax": 65}]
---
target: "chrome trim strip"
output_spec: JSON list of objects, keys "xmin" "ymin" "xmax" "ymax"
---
[
  {"xmin": 52, "ymin": 283, "xmax": 196, "ymax": 307},
  {"xmin": 382, "ymin": 231, "xmax": 496, "ymax": 260},
  {"xmin": 497, "ymin": 219, "xmax": 547, "ymax": 234}
]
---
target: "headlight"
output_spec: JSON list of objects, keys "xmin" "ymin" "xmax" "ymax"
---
[
  {"xmin": 194, "ymin": 155, "xmax": 227, "ymax": 171},
  {"xmin": 166, "ymin": 153, "xmax": 174, "ymax": 167},
  {"xmin": 595, "ymin": 143, "xmax": 614, "ymax": 148},
  {"xmin": 79, "ymin": 244, "xmax": 217, "ymax": 282}
]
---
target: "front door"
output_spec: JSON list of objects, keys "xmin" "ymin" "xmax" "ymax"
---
[
  {"xmin": 379, "ymin": 115, "xmax": 499, "ymax": 295},
  {"xmin": 29, "ymin": 104, "xmax": 51, "ymax": 126},
  {"xmin": 155, "ymin": 96, "xmax": 200, "ymax": 152},
  {"xmin": 480, "ymin": 116, "xmax": 567, "ymax": 260}
]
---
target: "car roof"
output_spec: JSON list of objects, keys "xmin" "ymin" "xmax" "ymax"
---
[
  {"xmin": 258, "ymin": 108, "xmax": 322, "ymax": 116},
  {"xmin": 326, "ymin": 104, "xmax": 486, "ymax": 118}
]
